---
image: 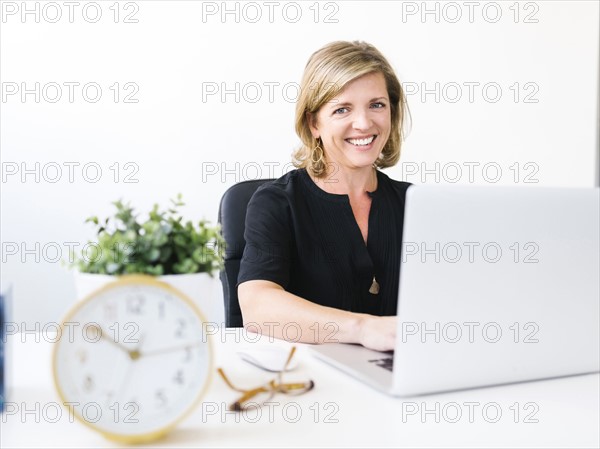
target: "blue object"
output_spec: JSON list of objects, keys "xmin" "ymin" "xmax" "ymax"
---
[{"xmin": 0, "ymin": 283, "xmax": 12, "ymax": 412}]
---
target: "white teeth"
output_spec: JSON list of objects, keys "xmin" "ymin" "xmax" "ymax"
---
[{"xmin": 347, "ymin": 136, "xmax": 375, "ymax": 146}]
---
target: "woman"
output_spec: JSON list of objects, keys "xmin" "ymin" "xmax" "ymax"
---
[{"xmin": 237, "ymin": 41, "xmax": 411, "ymax": 351}]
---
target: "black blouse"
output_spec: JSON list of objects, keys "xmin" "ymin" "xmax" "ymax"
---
[{"xmin": 237, "ymin": 168, "xmax": 411, "ymax": 316}]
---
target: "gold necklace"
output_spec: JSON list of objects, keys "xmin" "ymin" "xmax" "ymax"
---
[{"xmin": 369, "ymin": 169, "xmax": 379, "ymax": 295}]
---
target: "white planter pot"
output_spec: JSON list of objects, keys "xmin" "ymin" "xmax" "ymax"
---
[{"xmin": 73, "ymin": 271, "xmax": 224, "ymax": 326}]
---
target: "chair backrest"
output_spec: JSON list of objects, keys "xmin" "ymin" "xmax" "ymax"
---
[{"xmin": 218, "ymin": 179, "xmax": 275, "ymax": 327}]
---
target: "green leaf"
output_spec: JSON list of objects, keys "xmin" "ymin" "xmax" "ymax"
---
[
  {"xmin": 70, "ymin": 194, "xmax": 223, "ymax": 276},
  {"xmin": 148, "ymin": 248, "xmax": 160, "ymax": 262}
]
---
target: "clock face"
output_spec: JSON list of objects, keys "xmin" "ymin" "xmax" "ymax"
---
[{"xmin": 53, "ymin": 276, "xmax": 212, "ymax": 441}]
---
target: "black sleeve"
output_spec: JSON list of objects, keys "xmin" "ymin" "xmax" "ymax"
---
[{"xmin": 237, "ymin": 185, "xmax": 292, "ymax": 289}]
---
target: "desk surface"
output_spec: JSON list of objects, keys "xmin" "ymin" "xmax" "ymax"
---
[{"xmin": 1, "ymin": 330, "xmax": 599, "ymax": 448}]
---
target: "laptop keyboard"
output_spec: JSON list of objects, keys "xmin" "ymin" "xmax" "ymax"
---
[{"xmin": 368, "ymin": 354, "xmax": 394, "ymax": 372}]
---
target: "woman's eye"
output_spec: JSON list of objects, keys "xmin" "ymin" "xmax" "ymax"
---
[
  {"xmin": 333, "ymin": 107, "xmax": 349, "ymax": 114},
  {"xmin": 372, "ymin": 102, "xmax": 386, "ymax": 109}
]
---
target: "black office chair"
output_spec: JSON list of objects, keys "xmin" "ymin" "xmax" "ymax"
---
[{"xmin": 218, "ymin": 179, "xmax": 275, "ymax": 327}]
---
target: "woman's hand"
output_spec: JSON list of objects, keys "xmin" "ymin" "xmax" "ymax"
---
[
  {"xmin": 358, "ymin": 315, "xmax": 397, "ymax": 352},
  {"xmin": 239, "ymin": 280, "xmax": 398, "ymax": 350}
]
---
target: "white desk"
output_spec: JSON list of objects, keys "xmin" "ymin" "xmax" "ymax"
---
[{"xmin": 1, "ymin": 330, "xmax": 598, "ymax": 448}]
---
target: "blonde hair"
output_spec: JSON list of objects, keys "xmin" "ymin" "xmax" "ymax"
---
[{"xmin": 293, "ymin": 41, "xmax": 410, "ymax": 177}]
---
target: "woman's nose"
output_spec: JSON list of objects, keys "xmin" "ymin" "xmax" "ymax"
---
[{"xmin": 352, "ymin": 109, "xmax": 373, "ymax": 130}]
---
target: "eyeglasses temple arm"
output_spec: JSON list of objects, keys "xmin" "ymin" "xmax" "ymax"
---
[
  {"xmin": 283, "ymin": 346, "xmax": 297, "ymax": 370},
  {"xmin": 217, "ymin": 367, "xmax": 246, "ymax": 392},
  {"xmin": 279, "ymin": 380, "xmax": 315, "ymax": 392}
]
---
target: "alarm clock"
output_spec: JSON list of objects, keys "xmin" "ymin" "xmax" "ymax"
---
[{"xmin": 53, "ymin": 274, "xmax": 213, "ymax": 444}]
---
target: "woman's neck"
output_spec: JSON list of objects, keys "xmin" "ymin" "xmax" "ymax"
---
[{"xmin": 309, "ymin": 165, "xmax": 377, "ymax": 198}]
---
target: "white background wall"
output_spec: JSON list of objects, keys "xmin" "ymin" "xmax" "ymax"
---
[{"xmin": 1, "ymin": 0, "xmax": 599, "ymax": 325}]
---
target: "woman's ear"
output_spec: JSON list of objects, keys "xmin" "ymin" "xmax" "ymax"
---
[{"xmin": 307, "ymin": 112, "xmax": 319, "ymax": 139}]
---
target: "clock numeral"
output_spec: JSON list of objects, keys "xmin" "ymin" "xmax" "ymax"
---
[
  {"xmin": 127, "ymin": 295, "xmax": 145, "ymax": 315},
  {"xmin": 76, "ymin": 348, "xmax": 88, "ymax": 364},
  {"xmin": 175, "ymin": 319, "xmax": 187, "ymax": 338},
  {"xmin": 103, "ymin": 390, "xmax": 115, "ymax": 406},
  {"xmin": 104, "ymin": 302, "xmax": 118, "ymax": 321},
  {"xmin": 83, "ymin": 375, "xmax": 94, "ymax": 393},
  {"xmin": 183, "ymin": 347, "xmax": 193, "ymax": 363},
  {"xmin": 173, "ymin": 370, "xmax": 185, "ymax": 385},
  {"xmin": 155, "ymin": 389, "xmax": 168, "ymax": 408}
]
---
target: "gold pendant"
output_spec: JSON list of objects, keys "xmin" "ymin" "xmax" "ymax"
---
[{"xmin": 369, "ymin": 276, "xmax": 380, "ymax": 295}]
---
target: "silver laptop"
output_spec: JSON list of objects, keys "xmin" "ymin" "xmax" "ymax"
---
[{"xmin": 310, "ymin": 185, "xmax": 600, "ymax": 396}]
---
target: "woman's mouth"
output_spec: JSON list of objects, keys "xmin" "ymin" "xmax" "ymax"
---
[{"xmin": 345, "ymin": 135, "xmax": 377, "ymax": 148}]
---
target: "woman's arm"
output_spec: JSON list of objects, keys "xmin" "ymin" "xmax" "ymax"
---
[{"xmin": 238, "ymin": 279, "xmax": 396, "ymax": 351}]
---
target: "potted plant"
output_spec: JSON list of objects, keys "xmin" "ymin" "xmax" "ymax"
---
[{"xmin": 69, "ymin": 194, "xmax": 225, "ymax": 324}]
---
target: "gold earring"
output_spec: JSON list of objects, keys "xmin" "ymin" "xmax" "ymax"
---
[{"xmin": 311, "ymin": 138, "xmax": 324, "ymax": 165}]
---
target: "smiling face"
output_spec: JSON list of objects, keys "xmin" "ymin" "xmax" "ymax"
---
[{"xmin": 308, "ymin": 71, "xmax": 391, "ymax": 174}]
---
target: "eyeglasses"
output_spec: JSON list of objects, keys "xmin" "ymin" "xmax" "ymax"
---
[{"xmin": 217, "ymin": 346, "xmax": 315, "ymax": 411}]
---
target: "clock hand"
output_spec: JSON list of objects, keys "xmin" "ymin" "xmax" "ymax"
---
[
  {"xmin": 114, "ymin": 334, "xmax": 146, "ymax": 402},
  {"xmin": 140, "ymin": 342, "xmax": 202, "ymax": 358},
  {"xmin": 116, "ymin": 362, "xmax": 137, "ymax": 401},
  {"xmin": 88, "ymin": 324, "xmax": 141, "ymax": 361}
]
